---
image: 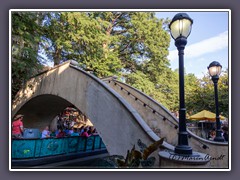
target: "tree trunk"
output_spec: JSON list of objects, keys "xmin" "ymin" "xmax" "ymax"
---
[{"xmin": 54, "ymin": 48, "xmax": 61, "ymax": 66}]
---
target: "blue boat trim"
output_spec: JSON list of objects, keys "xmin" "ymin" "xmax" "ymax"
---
[{"xmin": 12, "ymin": 135, "xmax": 107, "ymax": 166}]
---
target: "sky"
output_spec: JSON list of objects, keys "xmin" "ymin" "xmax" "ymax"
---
[{"xmin": 155, "ymin": 10, "xmax": 229, "ymax": 78}]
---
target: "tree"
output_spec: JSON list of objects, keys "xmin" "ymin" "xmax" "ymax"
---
[
  {"xmin": 217, "ymin": 69, "xmax": 229, "ymax": 117},
  {"xmin": 185, "ymin": 73, "xmax": 202, "ymax": 114},
  {"xmin": 40, "ymin": 12, "xmax": 170, "ymax": 79},
  {"xmin": 41, "ymin": 12, "xmax": 123, "ymax": 77},
  {"xmin": 11, "ymin": 12, "xmax": 45, "ymax": 98},
  {"xmin": 185, "ymin": 69, "xmax": 229, "ymax": 117}
]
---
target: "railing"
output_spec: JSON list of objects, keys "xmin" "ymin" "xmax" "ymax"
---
[
  {"xmin": 104, "ymin": 78, "xmax": 213, "ymax": 150},
  {"xmin": 107, "ymin": 79, "xmax": 179, "ymax": 128},
  {"xmin": 12, "ymin": 135, "xmax": 106, "ymax": 159}
]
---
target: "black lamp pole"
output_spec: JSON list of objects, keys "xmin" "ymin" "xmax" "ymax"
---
[
  {"xmin": 175, "ymin": 37, "xmax": 193, "ymax": 154},
  {"xmin": 169, "ymin": 13, "xmax": 193, "ymax": 155},
  {"xmin": 208, "ymin": 61, "xmax": 225, "ymax": 142}
]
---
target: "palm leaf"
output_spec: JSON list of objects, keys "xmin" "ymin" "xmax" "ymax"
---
[
  {"xmin": 132, "ymin": 149, "xmax": 142, "ymax": 160},
  {"xmin": 142, "ymin": 137, "xmax": 164, "ymax": 160},
  {"xmin": 125, "ymin": 149, "xmax": 131, "ymax": 165},
  {"xmin": 127, "ymin": 145, "xmax": 142, "ymax": 163},
  {"xmin": 117, "ymin": 159, "xmax": 126, "ymax": 167}
]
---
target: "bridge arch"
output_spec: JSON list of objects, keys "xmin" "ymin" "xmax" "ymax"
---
[
  {"xmin": 13, "ymin": 94, "xmax": 73, "ymax": 130},
  {"xmin": 12, "ymin": 61, "xmax": 158, "ymax": 156}
]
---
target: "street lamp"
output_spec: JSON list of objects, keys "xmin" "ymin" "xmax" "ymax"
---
[
  {"xmin": 169, "ymin": 13, "xmax": 193, "ymax": 155},
  {"xmin": 208, "ymin": 61, "xmax": 225, "ymax": 142}
]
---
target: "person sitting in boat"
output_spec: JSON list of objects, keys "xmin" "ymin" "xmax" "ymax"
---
[
  {"xmin": 12, "ymin": 114, "xmax": 24, "ymax": 138},
  {"xmin": 92, "ymin": 128, "xmax": 98, "ymax": 135},
  {"xmin": 50, "ymin": 131, "xmax": 56, "ymax": 137},
  {"xmin": 71, "ymin": 128, "xmax": 79, "ymax": 136},
  {"xmin": 68, "ymin": 127, "xmax": 74, "ymax": 136},
  {"xmin": 56, "ymin": 128, "xmax": 66, "ymax": 138},
  {"xmin": 79, "ymin": 126, "xmax": 84, "ymax": 136},
  {"xmin": 41, "ymin": 126, "xmax": 50, "ymax": 138},
  {"xmin": 69, "ymin": 120, "xmax": 75, "ymax": 129},
  {"xmin": 87, "ymin": 126, "xmax": 93, "ymax": 135},
  {"xmin": 57, "ymin": 114, "xmax": 64, "ymax": 130},
  {"xmin": 81, "ymin": 128, "xmax": 91, "ymax": 138},
  {"xmin": 64, "ymin": 128, "xmax": 70, "ymax": 136}
]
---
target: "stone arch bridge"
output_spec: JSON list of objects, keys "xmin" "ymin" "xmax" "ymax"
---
[{"xmin": 12, "ymin": 60, "xmax": 228, "ymax": 168}]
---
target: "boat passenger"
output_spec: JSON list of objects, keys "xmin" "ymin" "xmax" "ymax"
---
[
  {"xmin": 81, "ymin": 128, "xmax": 90, "ymax": 138},
  {"xmin": 41, "ymin": 126, "xmax": 50, "ymax": 138},
  {"xmin": 79, "ymin": 126, "xmax": 84, "ymax": 136},
  {"xmin": 12, "ymin": 114, "xmax": 24, "ymax": 138},
  {"xmin": 71, "ymin": 128, "xmax": 79, "ymax": 136},
  {"xmin": 56, "ymin": 128, "xmax": 66, "ymax": 138},
  {"xmin": 68, "ymin": 127, "xmax": 74, "ymax": 136},
  {"xmin": 92, "ymin": 128, "xmax": 98, "ymax": 135}
]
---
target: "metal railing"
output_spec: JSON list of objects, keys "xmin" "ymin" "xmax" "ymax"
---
[
  {"xmin": 12, "ymin": 135, "xmax": 106, "ymax": 159},
  {"xmin": 107, "ymin": 80, "xmax": 179, "ymax": 128}
]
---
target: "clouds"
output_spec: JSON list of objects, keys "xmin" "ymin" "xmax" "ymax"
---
[{"xmin": 168, "ymin": 31, "xmax": 228, "ymax": 62}]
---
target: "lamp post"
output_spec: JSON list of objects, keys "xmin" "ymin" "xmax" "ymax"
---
[
  {"xmin": 169, "ymin": 13, "xmax": 193, "ymax": 155},
  {"xmin": 208, "ymin": 61, "xmax": 225, "ymax": 142}
]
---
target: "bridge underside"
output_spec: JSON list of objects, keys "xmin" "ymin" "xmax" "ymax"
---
[{"xmin": 16, "ymin": 94, "xmax": 72, "ymax": 130}]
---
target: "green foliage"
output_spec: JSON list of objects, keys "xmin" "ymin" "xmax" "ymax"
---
[
  {"xmin": 185, "ymin": 70, "xmax": 229, "ymax": 117},
  {"xmin": 40, "ymin": 12, "xmax": 170, "ymax": 78},
  {"xmin": 113, "ymin": 138, "xmax": 164, "ymax": 168},
  {"xmin": 126, "ymin": 70, "xmax": 157, "ymax": 95},
  {"xmin": 41, "ymin": 12, "xmax": 123, "ymax": 77},
  {"xmin": 126, "ymin": 68, "xmax": 179, "ymax": 110},
  {"xmin": 11, "ymin": 12, "xmax": 45, "ymax": 97}
]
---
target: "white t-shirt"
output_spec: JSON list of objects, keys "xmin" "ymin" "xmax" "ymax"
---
[{"xmin": 41, "ymin": 130, "xmax": 50, "ymax": 138}]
